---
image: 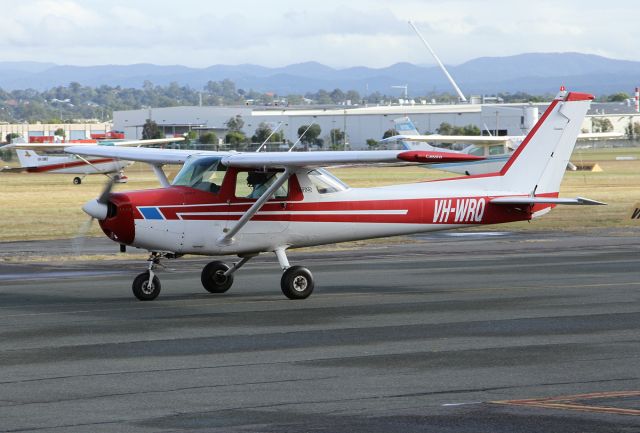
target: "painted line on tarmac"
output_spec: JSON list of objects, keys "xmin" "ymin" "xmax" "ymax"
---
[
  {"xmin": 493, "ymin": 390, "xmax": 640, "ymax": 416},
  {"xmin": 0, "ymin": 270, "xmax": 124, "ymax": 281}
]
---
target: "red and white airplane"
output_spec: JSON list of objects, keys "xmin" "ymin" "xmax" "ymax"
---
[
  {"xmin": 1, "ymin": 137, "xmax": 184, "ymax": 184},
  {"xmin": 67, "ymin": 89, "xmax": 603, "ymax": 301}
]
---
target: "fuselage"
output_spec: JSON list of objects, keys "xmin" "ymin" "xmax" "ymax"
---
[
  {"xmin": 25, "ymin": 155, "xmax": 131, "ymax": 174},
  {"xmin": 99, "ymin": 166, "xmax": 553, "ymax": 256}
]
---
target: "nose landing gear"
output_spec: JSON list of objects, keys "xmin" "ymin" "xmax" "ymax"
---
[{"xmin": 132, "ymin": 252, "xmax": 173, "ymax": 301}]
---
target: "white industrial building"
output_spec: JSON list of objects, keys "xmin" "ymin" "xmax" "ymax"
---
[
  {"xmin": 113, "ymin": 103, "xmax": 541, "ymax": 148},
  {"xmin": 112, "ymin": 102, "xmax": 640, "ymax": 149}
]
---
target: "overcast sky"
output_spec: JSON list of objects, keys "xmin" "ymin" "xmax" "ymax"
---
[{"xmin": 2, "ymin": 0, "xmax": 639, "ymax": 68}]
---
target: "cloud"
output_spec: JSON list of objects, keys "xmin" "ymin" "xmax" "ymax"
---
[{"xmin": 0, "ymin": 0, "xmax": 638, "ymax": 68}]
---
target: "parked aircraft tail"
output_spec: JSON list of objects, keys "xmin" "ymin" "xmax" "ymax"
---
[
  {"xmin": 393, "ymin": 117, "xmax": 420, "ymax": 136},
  {"xmin": 15, "ymin": 149, "xmax": 42, "ymax": 168}
]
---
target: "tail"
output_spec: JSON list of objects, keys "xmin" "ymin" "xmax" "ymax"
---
[
  {"xmin": 393, "ymin": 117, "xmax": 420, "ymax": 135},
  {"xmin": 15, "ymin": 149, "xmax": 42, "ymax": 168},
  {"xmin": 499, "ymin": 89, "xmax": 593, "ymax": 195}
]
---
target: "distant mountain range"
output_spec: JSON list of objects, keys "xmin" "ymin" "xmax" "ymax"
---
[{"xmin": 1, "ymin": 53, "xmax": 639, "ymax": 95}]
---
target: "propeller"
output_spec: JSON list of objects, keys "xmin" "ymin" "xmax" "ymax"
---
[{"xmin": 72, "ymin": 176, "xmax": 117, "ymax": 254}]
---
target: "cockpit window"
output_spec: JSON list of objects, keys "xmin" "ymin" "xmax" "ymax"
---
[
  {"xmin": 172, "ymin": 156, "xmax": 226, "ymax": 193},
  {"xmin": 307, "ymin": 168, "xmax": 349, "ymax": 194}
]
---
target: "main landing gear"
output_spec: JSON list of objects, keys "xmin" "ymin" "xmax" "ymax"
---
[{"xmin": 130, "ymin": 248, "xmax": 315, "ymax": 301}]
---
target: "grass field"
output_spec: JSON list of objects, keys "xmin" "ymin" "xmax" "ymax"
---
[{"xmin": 0, "ymin": 147, "xmax": 639, "ymax": 242}]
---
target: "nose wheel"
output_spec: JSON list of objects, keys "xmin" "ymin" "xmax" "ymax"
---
[{"xmin": 132, "ymin": 271, "xmax": 161, "ymax": 301}]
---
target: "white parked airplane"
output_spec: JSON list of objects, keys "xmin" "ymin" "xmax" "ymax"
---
[
  {"xmin": 0, "ymin": 136, "xmax": 184, "ymax": 184},
  {"xmin": 381, "ymin": 116, "xmax": 624, "ymax": 175}
]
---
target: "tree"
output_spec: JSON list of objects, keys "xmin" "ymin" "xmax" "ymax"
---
[
  {"xmin": 199, "ymin": 132, "xmax": 218, "ymax": 145},
  {"xmin": 298, "ymin": 124, "xmax": 321, "ymax": 146},
  {"xmin": 329, "ymin": 128, "xmax": 344, "ymax": 146},
  {"xmin": 5, "ymin": 133, "xmax": 20, "ymax": 143},
  {"xmin": 382, "ymin": 128, "xmax": 398, "ymax": 139},
  {"xmin": 345, "ymin": 90, "xmax": 361, "ymax": 105},
  {"xmin": 459, "ymin": 125, "xmax": 481, "ymax": 136},
  {"xmin": 54, "ymin": 128, "xmax": 65, "ymax": 139},
  {"xmin": 330, "ymin": 88, "xmax": 345, "ymax": 104},
  {"xmin": 436, "ymin": 122, "xmax": 454, "ymax": 135},
  {"xmin": 366, "ymin": 138, "xmax": 379, "ymax": 149},
  {"xmin": 226, "ymin": 115, "xmax": 244, "ymax": 132},
  {"xmin": 607, "ymin": 92, "xmax": 630, "ymax": 102},
  {"xmin": 142, "ymin": 119, "xmax": 162, "ymax": 139},
  {"xmin": 436, "ymin": 122, "xmax": 481, "ymax": 136},
  {"xmin": 225, "ymin": 131, "xmax": 246, "ymax": 146},
  {"xmin": 252, "ymin": 122, "xmax": 276, "ymax": 144},
  {"xmin": 592, "ymin": 117, "xmax": 613, "ymax": 133},
  {"xmin": 626, "ymin": 122, "xmax": 640, "ymax": 137}
]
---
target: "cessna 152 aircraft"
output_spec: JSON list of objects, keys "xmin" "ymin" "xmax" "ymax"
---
[
  {"xmin": 381, "ymin": 116, "xmax": 624, "ymax": 175},
  {"xmin": 68, "ymin": 89, "xmax": 602, "ymax": 301},
  {"xmin": 0, "ymin": 137, "xmax": 184, "ymax": 184}
]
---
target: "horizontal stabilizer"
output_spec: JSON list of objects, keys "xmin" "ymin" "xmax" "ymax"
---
[{"xmin": 490, "ymin": 196, "xmax": 606, "ymax": 206}]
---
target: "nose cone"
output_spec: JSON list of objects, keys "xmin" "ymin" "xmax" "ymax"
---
[
  {"xmin": 98, "ymin": 192, "xmax": 135, "ymax": 245},
  {"xmin": 82, "ymin": 199, "xmax": 108, "ymax": 220}
]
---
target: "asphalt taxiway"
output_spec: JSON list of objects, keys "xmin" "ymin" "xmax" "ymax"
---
[{"xmin": 0, "ymin": 229, "xmax": 639, "ymax": 432}]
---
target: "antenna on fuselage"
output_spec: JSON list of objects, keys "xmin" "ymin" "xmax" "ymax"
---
[
  {"xmin": 408, "ymin": 20, "xmax": 467, "ymax": 103},
  {"xmin": 255, "ymin": 121, "xmax": 284, "ymax": 152}
]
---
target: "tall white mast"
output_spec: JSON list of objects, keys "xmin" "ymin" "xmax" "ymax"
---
[{"xmin": 408, "ymin": 20, "xmax": 467, "ymax": 103}]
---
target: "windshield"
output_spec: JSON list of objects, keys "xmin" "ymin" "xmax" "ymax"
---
[{"xmin": 172, "ymin": 156, "xmax": 226, "ymax": 193}]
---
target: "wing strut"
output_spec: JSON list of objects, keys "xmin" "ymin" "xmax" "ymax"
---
[
  {"xmin": 217, "ymin": 168, "xmax": 293, "ymax": 246},
  {"xmin": 150, "ymin": 164, "xmax": 170, "ymax": 187},
  {"xmin": 73, "ymin": 153, "xmax": 118, "ymax": 179}
]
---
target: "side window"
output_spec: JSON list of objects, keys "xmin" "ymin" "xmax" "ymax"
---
[
  {"xmin": 235, "ymin": 170, "xmax": 288, "ymax": 200},
  {"xmin": 489, "ymin": 145, "xmax": 505, "ymax": 156},
  {"xmin": 307, "ymin": 169, "xmax": 349, "ymax": 194}
]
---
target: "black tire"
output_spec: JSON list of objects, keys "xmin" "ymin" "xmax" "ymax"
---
[
  {"xmin": 73, "ymin": 177, "xmax": 82, "ymax": 185},
  {"xmin": 201, "ymin": 261, "xmax": 234, "ymax": 293},
  {"xmin": 132, "ymin": 271, "xmax": 161, "ymax": 301},
  {"xmin": 280, "ymin": 266, "xmax": 314, "ymax": 300}
]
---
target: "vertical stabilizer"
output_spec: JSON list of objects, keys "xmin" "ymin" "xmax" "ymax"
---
[
  {"xmin": 393, "ymin": 117, "xmax": 420, "ymax": 136},
  {"xmin": 499, "ymin": 90, "xmax": 593, "ymax": 194},
  {"xmin": 15, "ymin": 149, "xmax": 41, "ymax": 168}
]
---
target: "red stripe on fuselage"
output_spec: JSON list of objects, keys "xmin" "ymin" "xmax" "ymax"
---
[
  {"xmin": 26, "ymin": 158, "xmax": 117, "ymax": 173},
  {"xmin": 145, "ymin": 195, "xmax": 556, "ymax": 225}
]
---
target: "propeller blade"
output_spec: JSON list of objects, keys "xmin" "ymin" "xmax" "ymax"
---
[
  {"xmin": 97, "ymin": 176, "xmax": 117, "ymax": 204},
  {"xmin": 72, "ymin": 216, "xmax": 95, "ymax": 255},
  {"xmin": 75, "ymin": 175, "xmax": 116, "ymax": 255}
]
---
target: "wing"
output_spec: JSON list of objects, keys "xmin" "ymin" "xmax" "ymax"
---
[
  {"xmin": 65, "ymin": 145, "xmax": 198, "ymax": 164},
  {"xmin": 64, "ymin": 145, "xmax": 485, "ymax": 168},
  {"xmin": 4, "ymin": 137, "xmax": 184, "ymax": 150},
  {"xmin": 98, "ymin": 137, "xmax": 186, "ymax": 147},
  {"xmin": 576, "ymin": 132, "xmax": 625, "ymax": 141},
  {"xmin": 383, "ymin": 134, "xmax": 513, "ymax": 145}
]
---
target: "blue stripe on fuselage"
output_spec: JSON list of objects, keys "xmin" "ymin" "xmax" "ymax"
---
[{"xmin": 139, "ymin": 207, "xmax": 164, "ymax": 220}]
